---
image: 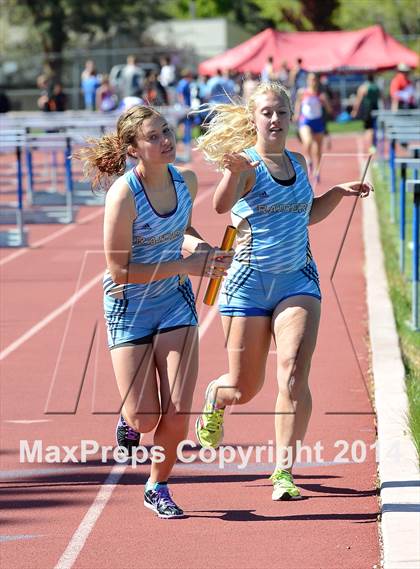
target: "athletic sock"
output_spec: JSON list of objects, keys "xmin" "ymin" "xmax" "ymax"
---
[{"xmin": 145, "ymin": 478, "xmax": 168, "ymax": 492}]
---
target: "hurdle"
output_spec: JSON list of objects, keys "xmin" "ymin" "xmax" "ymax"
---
[
  {"xmin": 25, "ymin": 132, "xmax": 105, "ymax": 209},
  {"xmin": 0, "ymin": 132, "xmax": 78, "ymax": 225},
  {"xmin": 373, "ymin": 109, "xmax": 420, "ymax": 180},
  {"xmin": 0, "ymin": 130, "xmax": 28, "ymax": 247},
  {"xmin": 0, "ymin": 107, "xmax": 192, "ymax": 247},
  {"xmin": 407, "ymin": 179, "xmax": 420, "ymax": 331},
  {"xmin": 386, "ymin": 128, "xmax": 420, "ymax": 222},
  {"xmin": 409, "ymin": 143, "xmax": 420, "ymax": 179},
  {"xmin": 375, "ymin": 109, "xmax": 419, "ymax": 152},
  {"xmin": 395, "ymin": 158, "xmax": 420, "ymax": 273}
]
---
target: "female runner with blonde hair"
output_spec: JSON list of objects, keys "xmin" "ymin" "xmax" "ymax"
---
[
  {"xmin": 77, "ymin": 105, "xmax": 232, "ymax": 517},
  {"xmin": 195, "ymin": 82, "xmax": 372, "ymax": 500}
]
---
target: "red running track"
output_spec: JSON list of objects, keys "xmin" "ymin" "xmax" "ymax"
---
[{"xmin": 0, "ymin": 135, "xmax": 379, "ymax": 569}]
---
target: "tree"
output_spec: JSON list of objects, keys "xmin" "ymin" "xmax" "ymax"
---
[
  {"xmin": 252, "ymin": 0, "xmax": 340, "ymax": 30},
  {"xmin": 169, "ymin": 0, "xmax": 340, "ymax": 32},
  {"xmin": 333, "ymin": 0, "xmax": 420, "ymax": 38},
  {"xmin": 302, "ymin": 0, "xmax": 339, "ymax": 31},
  {"xmin": 7, "ymin": 0, "xmax": 170, "ymax": 78},
  {"xmin": 240, "ymin": 0, "xmax": 306, "ymax": 31},
  {"xmin": 166, "ymin": 0, "xmax": 276, "ymax": 32}
]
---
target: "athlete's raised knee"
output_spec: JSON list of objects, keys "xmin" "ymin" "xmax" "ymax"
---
[{"xmin": 125, "ymin": 412, "xmax": 160, "ymax": 434}]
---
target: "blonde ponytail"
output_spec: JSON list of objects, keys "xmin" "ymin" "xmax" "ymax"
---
[
  {"xmin": 196, "ymin": 81, "xmax": 292, "ymax": 169},
  {"xmin": 196, "ymin": 104, "xmax": 256, "ymax": 167}
]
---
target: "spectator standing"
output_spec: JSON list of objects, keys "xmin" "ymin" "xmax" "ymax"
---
[
  {"xmin": 190, "ymin": 74, "xmax": 209, "ymax": 133},
  {"xmin": 176, "ymin": 69, "xmax": 193, "ymax": 107},
  {"xmin": 81, "ymin": 60, "xmax": 95, "ymax": 82},
  {"xmin": 96, "ymin": 75, "xmax": 118, "ymax": 112},
  {"xmin": 261, "ymin": 56, "xmax": 277, "ymax": 82},
  {"xmin": 36, "ymin": 74, "xmax": 53, "ymax": 112},
  {"xmin": 278, "ymin": 60, "xmax": 290, "ymax": 88},
  {"xmin": 119, "ymin": 55, "xmax": 145, "ymax": 99},
  {"xmin": 242, "ymin": 72, "xmax": 259, "ymax": 102},
  {"xmin": 196, "ymin": 75, "xmax": 210, "ymax": 106},
  {"xmin": 176, "ymin": 69, "xmax": 193, "ymax": 149},
  {"xmin": 50, "ymin": 82, "xmax": 67, "ymax": 112},
  {"xmin": 390, "ymin": 63, "xmax": 417, "ymax": 110},
  {"xmin": 81, "ymin": 60, "xmax": 100, "ymax": 110},
  {"xmin": 319, "ymin": 74, "xmax": 335, "ymax": 150},
  {"xmin": 143, "ymin": 71, "xmax": 168, "ymax": 106},
  {"xmin": 351, "ymin": 73, "xmax": 382, "ymax": 151},
  {"xmin": 290, "ymin": 57, "xmax": 307, "ymax": 103},
  {"xmin": 206, "ymin": 69, "xmax": 236, "ymax": 105},
  {"xmin": 159, "ymin": 56, "xmax": 176, "ymax": 88}
]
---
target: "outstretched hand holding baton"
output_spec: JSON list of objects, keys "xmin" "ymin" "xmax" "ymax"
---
[{"xmin": 203, "ymin": 225, "xmax": 237, "ymax": 306}]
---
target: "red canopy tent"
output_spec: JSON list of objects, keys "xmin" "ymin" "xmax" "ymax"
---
[{"xmin": 198, "ymin": 25, "xmax": 419, "ymax": 75}]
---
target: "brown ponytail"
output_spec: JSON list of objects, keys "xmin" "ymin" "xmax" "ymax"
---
[{"xmin": 75, "ymin": 104, "xmax": 162, "ymax": 190}]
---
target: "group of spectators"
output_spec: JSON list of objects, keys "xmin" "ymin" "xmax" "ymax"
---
[
  {"xmin": 33, "ymin": 54, "xmax": 418, "ymax": 125},
  {"xmin": 35, "ymin": 54, "xmax": 323, "ymax": 116},
  {"xmin": 82, "ymin": 56, "xmax": 240, "ymax": 112}
]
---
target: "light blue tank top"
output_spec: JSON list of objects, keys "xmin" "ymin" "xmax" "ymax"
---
[
  {"xmin": 231, "ymin": 148, "xmax": 313, "ymax": 273},
  {"xmin": 103, "ymin": 165, "xmax": 192, "ymax": 299}
]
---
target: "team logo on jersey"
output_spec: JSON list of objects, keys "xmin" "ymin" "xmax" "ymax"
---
[
  {"xmin": 256, "ymin": 202, "xmax": 310, "ymax": 214},
  {"xmin": 133, "ymin": 229, "xmax": 183, "ymax": 246}
]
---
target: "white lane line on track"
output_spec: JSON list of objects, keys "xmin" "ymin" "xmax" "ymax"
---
[
  {"xmin": 53, "ymin": 463, "xmax": 126, "ymax": 569},
  {"xmin": 52, "ymin": 304, "xmax": 217, "ymax": 569},
  {"xmin": 0, "ymin": 468, "xmax": 77, "ymax": 479},
  {"xmin": 0, "ymin": 270, "xmax": 103, "ymax": 361},
  {"xmin": 0, "ymin": 458, "xmax": 356, "ymax": 483},
  {"xmin": 0, "ymin": 535, "xmax": 44, "ymax": 543},
  {"xmin": 0, "ymin": 208, "xmax": 104, "ymax": 267},
  {"xmin": 4, "ymin": 419, "xmax": 52, "ymax": 424},
  {"xmin": 199, "ymin": 306, "xmax": 218, "ymax": 337},
  {"xmin": 172, "ymin": 460, "xmax": 357, "ymax": 472}
]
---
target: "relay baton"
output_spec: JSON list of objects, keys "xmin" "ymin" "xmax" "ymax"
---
[{"xmin": 203, "ymin": 225, "xmax": 237, "ymax": 306}]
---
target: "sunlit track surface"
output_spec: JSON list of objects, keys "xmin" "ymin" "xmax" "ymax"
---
[{"xmin": 0, "ymin": 139, "xmax": 379, "ymax": 569}]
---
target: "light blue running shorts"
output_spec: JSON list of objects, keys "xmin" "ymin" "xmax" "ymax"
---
[
  {"xmin": 219, "ymin": 259, "xmax": 321, "ymax": 317},
  {"xmin": 104, "ymin": 278, "xmax": 198, "ymax": 349}
]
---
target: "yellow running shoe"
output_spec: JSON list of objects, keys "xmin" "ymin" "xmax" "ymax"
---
[
  {"xmin": 195, "ymin": 380, "xmax": 225, "ymax": 449},
  {"xmin": 270, "ymin": 469, "xmax": 302, "ymax": 501}
]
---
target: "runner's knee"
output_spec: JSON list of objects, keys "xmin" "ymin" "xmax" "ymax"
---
[
  {"xmin": 222, "ymin": 373, "xmax": 263, "ymax": 405},
  {"xmin": 125, "ymin": 411, "xmax": 160, "ymax": 434}
]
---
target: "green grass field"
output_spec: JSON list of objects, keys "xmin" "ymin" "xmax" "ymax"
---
[
  {"xmin": 374, "ymin": 165, "xmax": 420, "ymax": 460},
  {"xmin": 188, "ymin": 120, "xmax": 364, "ymax": 142},
  {"xmin": 288, "ymin": 120, "xmax": 364, "ymax": 137},
  {"xmin": 326, "ymin": 120, "xmax": 364, "ymax": 134}
]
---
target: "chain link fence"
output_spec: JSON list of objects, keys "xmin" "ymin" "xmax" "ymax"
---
[{"xmin": 1, "ymin": 46, "xmax": 198, "ymax": 111}]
